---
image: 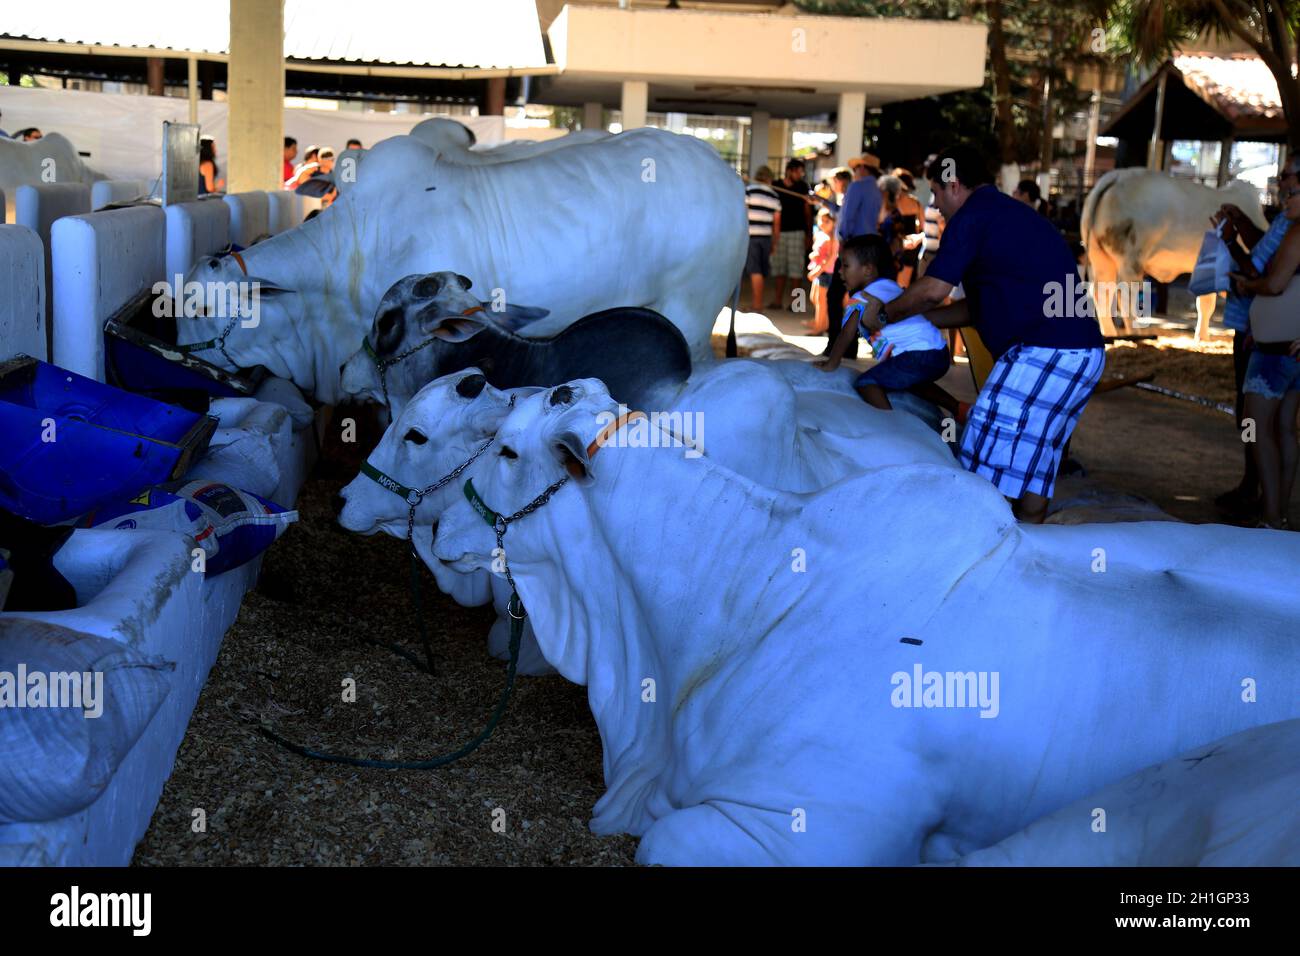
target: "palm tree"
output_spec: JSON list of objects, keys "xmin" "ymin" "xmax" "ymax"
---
[{"xmin": 1100, "ymin": 1, "xmax": 1300, "ymax": 150}]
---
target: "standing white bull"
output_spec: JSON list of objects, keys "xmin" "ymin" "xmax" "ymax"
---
[
  {"xmin": 0, "ymin": 132, "xmax": 101, "ymax": 219},
  {"xmin": 178, "ymin": 119, "xmax": 746, "ymax": 402},
  {"xmin": 1082, "ymin": 168, "xmax": 1266, "ymax": 336},
  {"xmin": 432, "ymin": 380, "xmax": 1300, "ymax": 866}
]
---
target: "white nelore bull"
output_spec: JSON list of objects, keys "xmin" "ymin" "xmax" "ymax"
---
[
  {"xmin": 943, "ymin": 718, "xmax": 1300, "ymax": 866},
  {"xmin": 178, "ymin": 118, "xmax": 746, "ymax": 402},
  {"xmin": 337, "ymin": 364, "xmax": 956, "ymax": 675},
  {"xmin": 0, "ymin": 132, "xmax": 101, "ymax": 218},
  {"xmin": 1082, "ymin": 168, "xmax": 1266, "ymax": 335},
  {"xmin": 431, "ymin": 380, "xmax": 1300, "ymax": 866}
]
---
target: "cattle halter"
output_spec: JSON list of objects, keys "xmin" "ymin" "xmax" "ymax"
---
[
  {"xmin": 357, "ymin": 392, "xmax": 518, "ymax": 668},
  {"xmin": 177, "ymin": 315, "xmax": 239, "ymax": 368},
  {"xmin": 462, "ymin": 409, "xmax": 647, "ymax": 609},
  {"xmin": 363, "ymin": 304, "xmax": 486, "ymax": 407}
]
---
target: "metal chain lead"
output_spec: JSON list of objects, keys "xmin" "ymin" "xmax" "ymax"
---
[{"xmin": 492, "ymin": 473, "xmax": 570, "ymax": 608}]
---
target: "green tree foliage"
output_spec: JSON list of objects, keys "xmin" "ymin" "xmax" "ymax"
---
[
  {"xmin": 1100, "ymin": 1, "xmax": 1300, "ymax": 149},
  {"xmin": 796, "ymin": 1, "xmax": 1111, "ymax": 168}
]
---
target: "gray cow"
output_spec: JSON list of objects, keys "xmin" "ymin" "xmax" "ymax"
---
[{"xmin": 338, "ymin": 272, "xmax": 693, "ymax": 415}]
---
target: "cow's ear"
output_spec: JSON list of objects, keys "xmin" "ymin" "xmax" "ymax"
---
[
  {"xmin": 546, "ymin": 393, "xmax": 608, "ymax": 485},
  {"xmin": 416, "ymin": 304, "xmax": 488, "ymax": 342},
  {"xmin": 247, "ymin": 277, "xmax": 295, "ymax": 296},
  {"xmin": 551, "ymin": 428, "xmax": 595, "ymax": 484},
  {"xmin": 454, "ymin": 274, "xmax": 473, "ymax": 291}
]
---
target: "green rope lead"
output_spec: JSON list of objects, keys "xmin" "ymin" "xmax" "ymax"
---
[
  {"xmin": 256, "ymin": 595, "xmax": 524, "ymax": 769},
  {"xmin": 409, "ymin": 545, "xmax": 437, "ymax": 676}
]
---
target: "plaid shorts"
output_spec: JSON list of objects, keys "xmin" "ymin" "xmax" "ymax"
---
[
  {"xmin": 771, "ymin": 231, "xmax": 808, "ymax": 278},
  {"xmin": 959, "ymin": 344, "xmax": 1105, "ymax": 499}
]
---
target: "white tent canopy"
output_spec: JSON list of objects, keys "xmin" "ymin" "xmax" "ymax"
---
[
  {"xmin": 0, "ymin": 85, "xmax": 505, "ymax": 183},
  {"xmin": 2, "ymin": 0, "xmax": 549, "ymax": 69}
]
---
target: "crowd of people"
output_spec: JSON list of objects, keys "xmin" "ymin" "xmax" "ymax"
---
[
  {"xmin": 747, "ymin": 144, "xmax": 1107, "ymax": 524},
  {"xmin": 195, "ymin": 134, "xmax": 363, "ymax": 203},
  {"xmin": 281, "ymin": 136, "xmax": 361, "ymax": 207},
  {"xmin": 746, "ymin": 142, "xmax": 1299, "ymax": 529}
]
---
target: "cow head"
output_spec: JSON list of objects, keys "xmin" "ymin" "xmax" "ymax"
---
[
  {"xmin": 433, "ymin": 378, "xmax": 620, "ymax": 578},
  {"xmin": 337, "ymin": 367, "xmax": 520, "ymax": 539},
  {"xmin": 338, "ymin": 271, "xmax": 549, "ymax": 414},
  {"xmin": 173, "ymin": 135, "xmax": 454, "ymax": 403}
]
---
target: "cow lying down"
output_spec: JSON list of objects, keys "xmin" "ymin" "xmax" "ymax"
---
[
  {"xmin": 337, "ymin": 364, "xmax": 957, "ymax": 675},
  {"xmin": 430, "ymin": 379, "xmax": 1300, "ymax": 866},
  {"xmin": 939, "ymin": 718, "xmax": 1300, "ymax": 867},
  {"xmin": 338, "ymin": 272, "xmax": 693, "ymax": 416}
]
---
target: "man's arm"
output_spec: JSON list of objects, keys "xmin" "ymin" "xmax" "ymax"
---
[
  {"xmin": 859, "ymin": 276, "xmax": 954, "ymax": 330},
  {"xmin": 771, "ymin": 209, "xmax": 781, "ymax": 248},
  {"xmin": 921, "ymin": 298, "xmax": 970, "ymax": 329},
  {"xmin": 842, "ymin": 184, "xmax": 864, "ymax": 236}
]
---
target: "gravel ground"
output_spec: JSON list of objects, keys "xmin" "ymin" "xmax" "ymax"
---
[
  {"xmin": 133, "ymin": 434, "xmax": 638, "ymax": 866},
  {"xmin": 1100, "ymin": 336, "xmax": 1236, "ymax": 406}
]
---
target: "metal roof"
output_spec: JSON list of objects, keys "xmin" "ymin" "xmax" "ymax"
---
[{"xmin": 2, "ymin": 0, "xmax": 549, "ymax": 69}]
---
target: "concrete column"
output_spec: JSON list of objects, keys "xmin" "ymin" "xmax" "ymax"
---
[
  {"xmin": 227, "ymin": 0, "xmax": 284, "ymax": 194},
  {"xmin": 583, "ymin": 101, "xmax": 603, "ymax": 131},
  {"xmin": 620, "ymin": 80, "xmax": 648, "ymax": 130},
  {"xmin": 187, "ymin": 57, "xmax": 199, "ymax": 124},
  {"xmin": 146, "ymin": 57, "xmax": 165, "ymax": 96},
  {"xmin": 768, "ymin": 119, "xmax": 792, "ymax": 171},
  {"xmin": 748, "ymin": 110, "xmax": 771, "ymax": 177},
  {"xmin": 482, "ymin": 76, "xmax": 506, "ymax": 115},
  {"xmin": 835, "ymin": 91, "xmax": 866, "ymax": 168}
]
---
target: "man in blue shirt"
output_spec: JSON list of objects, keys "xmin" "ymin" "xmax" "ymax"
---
[
  {"xmin": 833, "ymin": 144, "xmax": 1105, "ymax": 523},
  {"xmin": 1212, "ymin": 154, "xmax": 1298, "ymax": 517},
  {"xmin": 822, "ymin": 154, "xmax": 882, "ymax": 356}
]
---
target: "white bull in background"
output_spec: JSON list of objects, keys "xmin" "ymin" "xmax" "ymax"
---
[
  {"xmin": 1081, "ymin": 168, "xmax": 1266, "ymax": 337},
  {"xmin": 179, "ymin": 118, "xmax": 746, "ymax": 402},
  {"xmin": 0, "ymin": 132, "xmax": 101, "ymax": 219},
  {"xmin": 431, "ymin": 380, "xmax": 1300, "ymax": 866},
  {"xmin": 337, "ymin": 364, "xmax": 957, "ymax": 675}
]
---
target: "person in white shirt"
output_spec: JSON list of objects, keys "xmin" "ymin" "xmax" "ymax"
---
[{"xmin": 817, "ymin": 234, "xmax": 967, "ymax": 420}]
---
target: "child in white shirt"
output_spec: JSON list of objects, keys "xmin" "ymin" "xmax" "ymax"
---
[{"xmin": 818, "ymin": 234, "xmax": 964, "ymax": 416}]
